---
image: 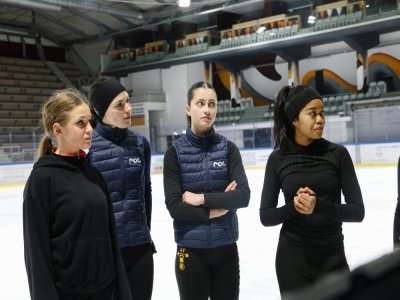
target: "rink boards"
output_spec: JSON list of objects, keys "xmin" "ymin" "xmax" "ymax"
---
[{"xmin": 1, "ymin": 141, "xmax": 399, "ymax": 186}]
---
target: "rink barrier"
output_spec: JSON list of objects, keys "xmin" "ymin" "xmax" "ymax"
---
[
  {"xmin": 150, "ymin": 142, "xmax": 400, "ymax": 173},
  {"xmin": 0, "ymin": 162, "xmax": 34, "ymax": 187},
  {"xmin": 1, "ymin": 141, "xmax": 399, "ymax": 187}
]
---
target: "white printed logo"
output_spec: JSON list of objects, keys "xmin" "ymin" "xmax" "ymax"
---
[
  {"xmin": 129, "ymin": 157, "xmax": 142, "ymax": 165},
  {"xmin": 213, "ymin": 160, "xmax": 226, "ymax": 168}
]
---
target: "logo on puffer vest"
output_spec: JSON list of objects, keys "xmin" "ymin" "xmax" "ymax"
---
[
  {"xmin": 212, "ymin": 160, "xmax": 227, "ymax": 169},
  {"xmin": 128, "ymin": 157, "xmax": 142, "ymax": 166}
]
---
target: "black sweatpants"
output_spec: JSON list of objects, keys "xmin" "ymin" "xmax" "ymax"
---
[
  {"xmin": 121, "ymin": 243, "xmax": 154, "ymax": 300},
  {"xmin": 175, "ymin": 243, "xmax": 240, "ymax": 300},
  {"xmin": 276, "ymin": 238, "xmax": 350, "ymax": 294}
]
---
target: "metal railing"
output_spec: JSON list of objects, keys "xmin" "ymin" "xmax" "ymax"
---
[{"xmin": 2, "ymin": 103, "xmax": 400, "ymax": 163}]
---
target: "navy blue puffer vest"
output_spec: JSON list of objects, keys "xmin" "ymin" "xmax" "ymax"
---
[
  {"xmin": 173, "ymin": 127, "xmax": 239, "ymax": 248},
  {"xmin": 89, "ymin": 122, "xmax": 151, "ymax": 248}
]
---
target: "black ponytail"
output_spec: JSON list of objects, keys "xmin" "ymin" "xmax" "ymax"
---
[{"xmin": 273, "ymin": 85, "xmax": 294, "ymax": 151}]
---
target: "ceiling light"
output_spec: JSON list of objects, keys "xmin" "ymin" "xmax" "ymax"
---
[
  {"xmin": 256, "ymin": 26, "xmax": 266, "ymax": 34},
  {"xmin": 0, "ymin": 25, "xmax": 38, "ymax": 37},
  {"xmin": 178, "ymin": 0, "xmax": 191, "ymax": 7},
  {"xmin": 308, "ymin": 15, "xmax": 316, "ymax": 24},
  {"xmin": 1, "ymin": 0, "xmax": 61, "ymax": 11}
]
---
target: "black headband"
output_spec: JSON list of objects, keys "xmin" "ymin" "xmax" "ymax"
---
[
  {"xmin": 285, "ymin": 87, "xmax": 322, "ymax": 122},
  {"xmin": 90, "ymin": 78, "xmax": 126, "ymax": 119}
]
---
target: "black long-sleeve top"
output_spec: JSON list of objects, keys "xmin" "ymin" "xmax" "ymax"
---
[
  {"xmin": 23, "ymin": 153, "xmax": 132, "ymax": 300},
  {"xmin": 260, "ymin": 138, "xmax": 364, "ymax": 248},
  {"xmin": 394, "ymin": 156, "xmax": 400, "ymax": 247},
  {"xmin": 164, "ymin": 141, "xmax": 250, "ymax": 222}
]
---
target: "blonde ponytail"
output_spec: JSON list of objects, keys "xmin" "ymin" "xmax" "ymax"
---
[{"xmin": 37, "ymin": 135, "xmax": 53, "ymax": 158}]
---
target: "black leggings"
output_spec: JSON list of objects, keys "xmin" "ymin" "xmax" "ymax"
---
[
  {"xmin": 175, "ymin": 243, "xmax": 240, "ymax": 300},
  {"xmin": 276, "ymin": 239, "xmax": 350, "ymax": 294},
  {"xmin": 121, "ymin": 243, "xmax": 154, "ymax": 300},
  {"xmin": 60, "ymin": 286, "xmax": 112, "ymax": 300}
]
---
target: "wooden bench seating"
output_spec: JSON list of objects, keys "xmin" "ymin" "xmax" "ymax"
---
[
  {"xmin": 0, "ymin": 94, "xmax": 48, "ymax": 102},
  {"xmin": 0, "ymin": 110, "xmax": 41, "ymax": 118},
  {"xmin": 0, "ymin": 78, "xmax": 64, "ymax": 89},
  {"xmin": 0, "ymin": 118, "xmax": 40, "ymax": 126},
  {"xmin": 0, "ymin": 64, "xmax": 53, "ymax": 75},
  {"xmin": 0, "ymin": 71, "xmax": 60, "ymax": 82},
  {"xmin": 0, "ymin": 57, "xmax": 48, "ymax": 68},
  {"xmin": 0, "ymin": 57, "xmax": 82, "ymax": 151},
  {"xmin": 0, "ymin": 86, "xmax": 56, "ymax": 96},
  {"xmin": 0, "ymin": 101, "xmax": 43, "ymax": 110}
]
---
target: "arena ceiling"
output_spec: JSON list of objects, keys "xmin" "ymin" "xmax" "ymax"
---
[{"xmin": 0, "ymin": 0, "xmax": 312, "ymax": 47}]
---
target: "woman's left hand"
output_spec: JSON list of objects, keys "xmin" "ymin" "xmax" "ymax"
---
[
  {"xmin": 294, "ymin": 187, "xmax": 317, "ymax": 214},
  {"xmin": 182, "ymin": 191, "xmax": 204, "ymax": 206}
]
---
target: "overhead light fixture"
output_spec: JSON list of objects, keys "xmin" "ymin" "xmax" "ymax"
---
[
  {"xmin": 256, "ymin": 26, "xmax": 266, "ymax": 34},
  {"xmin": 1, "ymin": 0, "xmax": 62, "ymax": 12},
  {"xmin": 0, "ymin": 25, "xmax": 38, "ymax": 37},
  {"xmin": 178, "ymin": 0, "xmax": 191, "ymax": 8}
]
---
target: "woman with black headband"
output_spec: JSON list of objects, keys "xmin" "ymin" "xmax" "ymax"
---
[
  {"xmin": 259, "ymin": 85, "xmax": 364, "ymax": 295},
  {"xmin": 88, "ymin": 77, "xmax": 155, "ymax": 300}
]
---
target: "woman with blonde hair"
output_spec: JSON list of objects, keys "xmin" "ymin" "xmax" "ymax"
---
[{"xmin": 23, "ymin": 89, "xmax": 131, "ymax": 300}]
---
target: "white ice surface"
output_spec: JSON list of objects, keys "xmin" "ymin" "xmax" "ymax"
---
[{"xmin": 0, "ymin": 166, "xmax": 396, "ymax": 299}]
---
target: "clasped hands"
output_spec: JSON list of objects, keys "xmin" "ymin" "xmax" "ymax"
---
[
  {"xmin": 182, "ymin": 180, "xmax": 237, "ymax": 219},
  {"xmin": 294, "ymin": 187, "xmax": 317, "ymax": 215}
]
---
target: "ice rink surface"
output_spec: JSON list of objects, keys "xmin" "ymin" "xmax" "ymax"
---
[{"xmin": 0, "ymin": 165, "xmax": 397, "ymax": 300}]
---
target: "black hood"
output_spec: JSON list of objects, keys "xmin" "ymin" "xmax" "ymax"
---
[{"xmin": 33, "ymin": 153, "xmax": 87, "ymax": 172}]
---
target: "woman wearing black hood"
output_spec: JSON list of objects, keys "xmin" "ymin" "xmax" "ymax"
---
[{"xmin": 23, "ymin": 89, "xmax": 132, "ymax": 300}]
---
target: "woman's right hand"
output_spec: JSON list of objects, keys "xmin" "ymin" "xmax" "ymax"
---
[
  {"xmin": 209, "ymin": 181, "xmax": 237, "ymax": 219},
  {"xmin": 294, "ymin": 187, "xmax": 316, "ymax": 215}
]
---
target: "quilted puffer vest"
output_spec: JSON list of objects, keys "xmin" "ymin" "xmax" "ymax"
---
[
  {"xmin": 89, "ymin": 122, "xmax": 151, "ymax": 248},
  {"xmin": 173, "ymin": 127, "xmax": 238, "ymax": 248}
]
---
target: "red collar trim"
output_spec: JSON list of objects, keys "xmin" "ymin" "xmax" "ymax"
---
[{"xmin": 52, "ymin": 148, "xmax": 87, "ymax": 158}]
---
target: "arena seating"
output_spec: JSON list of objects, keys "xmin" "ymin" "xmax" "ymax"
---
[
  {"xmin": 240, "ymin": 106, "xmax": 268, "ymax": 123},
  {"xmin": 215, "ymin": 97, "xmax": 257, "ymax": 124},
  {"xmin": 319, "ymin": 81, "xmax": 388, "ymax": 116},
  {"xmin": 0, "ymin": 56, "xmax": 82, "ymax": 160},
  {"xmin": 213, "ymin": 79, "xmax": 388, "ymax": 125}
]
